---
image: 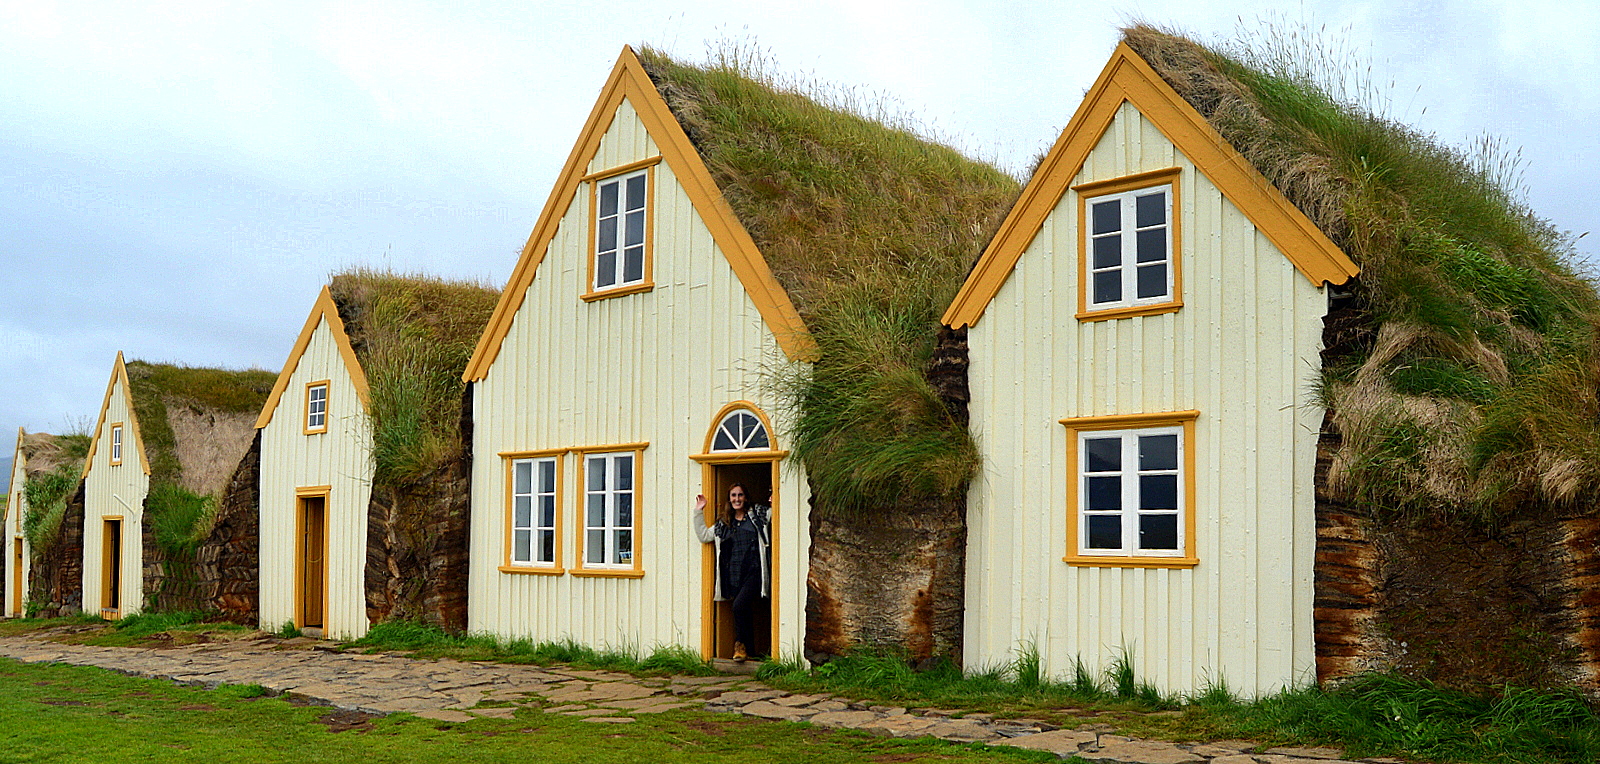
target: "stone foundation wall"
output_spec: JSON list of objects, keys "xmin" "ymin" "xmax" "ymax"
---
[
  {"xmin": 30, "ymin": 482, "xmax": 84, "ymax": 618},
  {"xmin": 195, "ymin": 431, "xmax": 260, "ymax": 623}
]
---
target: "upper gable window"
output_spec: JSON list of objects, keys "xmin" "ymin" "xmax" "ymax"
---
[
  {"xmin": 1074, "ymin": 168, "xmax": 1182, "ymax": 321},
  {"xmin": 110, "ymin": 424, "xmax": 124, "ymax": 466},
  {"xmin": 305, "ymin": 381, "xmax": 329, "ymax": 434},
  {"xmin": 583, "ymin": 159, "xmax": 659, "ymax": 302}
]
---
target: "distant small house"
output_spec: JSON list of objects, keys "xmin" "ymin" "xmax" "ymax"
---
[
  {"xmin": 943, "ymin": 42, "xmax": 1358, "ymax": 694},
  {"xmin": 254, "ymin": 275, "xmax": 496, "ymax": 639},
  {"xmin": 4, "ymin": 430, "xmax": 32, "ymax": 617},
  {"xmin": 81, "ymin": 353, "xmax": 272, "ymax": 619}
]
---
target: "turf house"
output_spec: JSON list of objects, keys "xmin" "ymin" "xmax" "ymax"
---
[
  {"xmin": 252, "ymin": 274, "xmax": 496, "ymax": 638},
  {"xmin": 462, "ymin": 45, "xmax": 1016, "ymax": 662},
  {"xmin": 5, "ymin": 429, "xmax": 89, "ymax": 617},
  {"xmin": 78, "ymin": 352, "xmax": 273, "ymax": 620},
  {"xmin": 947, "ymin": 26, "xmax": 1600, "ymax": 697}
]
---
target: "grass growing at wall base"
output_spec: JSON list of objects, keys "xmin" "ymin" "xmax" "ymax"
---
[{"xmin": 348, "ymin": 621, "xmax": 717, "ymax": 676}]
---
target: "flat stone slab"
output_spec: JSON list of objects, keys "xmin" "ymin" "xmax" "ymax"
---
[
  {"xmin": 1263, "ymin": 748, "xmax": 1347, "ymax": 760},
  {"xmin": 992, "ymin": 730, "xmax": 1098, "ymax": 755},
  {"xmin": 809, "ymin": 710, "xmax": 881, "ymax": 729},
  {"xmin": 710, "ymin": 689, "xmax": 785, "ymax": 704},
  {"xmin": 1078, "ymin": 740, "xmax": 1205, "ymax": 764},
  {"xmin": 415, "ymin": 709, "xmax": 475, "ymax": 723},
  {"xmin": 467, "ymin": 707, "xmax": 518, "ymax": 719},
  {"xmin": 740, "ymin": 700, "xmax": 819, "ymax": 720},
  {"xmin": 630, "ymin": 701, "xmax": 691, "ymax": 714}
]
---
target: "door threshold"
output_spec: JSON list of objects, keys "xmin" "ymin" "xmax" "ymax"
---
[{"xmin": 709, "ymin": 658, "xmax": 761, "ymax": 675}]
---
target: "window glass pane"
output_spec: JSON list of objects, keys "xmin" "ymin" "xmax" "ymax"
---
[
  {"xmin": 539, "ymin": 460, "xmax": 555, "ymax": 493},
  {"xmin": 1084, "ymin": 437, "xmax": 1120, "ymax": 472},
  {"xmin": 539, "ymin": 529, "xmax": 555, "ymax": 563},
  {"xmin": 623, "ymin": 247, "xmax": 644, "ymax": 282},
  {"xmin": 1093, "ymin": 235, "xmax": 1121, "ymax": 269},
  {"xmin": 599, "ymin": 182, "xmax": 618, "ymax": 217},
  {"xmin": 598, "ymin": 217, "xmax": 617, "ymax": 253},
  {"xmin": 1086, "ymin": 476, "xmax": 1121, "ymax": 511},
  {"xmin": 615, "ymin": 530, "xmax": 633, "ymax": 564},
  {"xmin": 586, "ymin": 530, "xmax": 604, "ymax": 563},
  {"xmin": 1136, "ymin": 191, "xmax": 1166, "ymax": 228},
  {"xmin": 625, "ymin": 209, "xmax": 644, "ymax": 247},
  {"xmin": 588, "ymin": 457, "xmax": 606, "ymax": 490},
  {"xmin": 1136, "ymin": 263, "xmax": 1166, "ymax": 299},
  {"xmin": 747, "ymin": 425, "xmax": 769, "ymax": 450},
  {"xmin": 596, "ymin": 252, "xmax": 616, "ymax": 288},
  {"xmin": 625, "ymin": 174, "xmax": 646, "ymax": 210},
  {"xmin": 513, "ymin": 496, "xmax": 532, "ymax": 529},
  {"xmin": 513, "ymin": 530, "xmax": 532, "ymax": 562},
  {"xmin": 1093, "ymin": 270, "xmax": 1121, "ymax": 304},
  {"xmin": 1136, "ymin": 228, "xmax": 1166, "ymax": 263},
  {"xmin": 615, "ymin": 492, "xmax": 633, "ymax": 527},
  {"xmin": 712, "ymin": 428, "xmax": 737, "ymax": 451},
  {"xmin": 1139, "ymin": 474, "xmax": 1179, "ymax": 510},
  {"xmin": 615, "ymin": 455, "xmax": 632, "ymax": 490},
  {"xmin": 587, "ymin": 494, "xmax": 605, "ymax": 528},
  {"xmin": 1092, "ymin": 200, "xmax": 1121, "ymax": 235},
  {"xmin": 539, "ymin": 496, "xmax": 555, "ymax": 528},
  {"xmin": 1140, "ymin": 434, "xmax": 1178, "ymax": 470},
  {"xmin": 1087, "ymin": 515, "xmax": 1122, "ymax": 549},
  {"xmin": 513, "ymin": 461, "xmax": 532, "ymax": 495},
  {"xmin": 1139, "ymin": 514, "xmax": 1179, "ymax": 550}
]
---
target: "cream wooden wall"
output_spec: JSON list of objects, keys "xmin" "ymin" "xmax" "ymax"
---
[
  {"xmin": 5, "ymin": 442, "xmax": 30, "ymax": 617},
  {"xmin": 258, "ymin": 318, "xmax": 374, "ymax": 639},
  {"xmin": 469, "ymin": 97, "xmax": 811, "ymax": 658},
  {"xmin": 963, "ymin": 102, "xmax": 1327, "ymax": 696},
  {"xmin": 83, "ymin": 376, "xmax": 149, "ymax": 617}
]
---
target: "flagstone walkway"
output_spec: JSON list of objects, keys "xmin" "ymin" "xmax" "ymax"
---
[{"xmin": 0, "ymin": 632, "xmax": 1400, "ymax": 764}]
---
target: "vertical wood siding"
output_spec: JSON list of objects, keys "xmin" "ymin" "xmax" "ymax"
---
[
  {"xmin": 257, "ymin": 319, "xmax": 374, "ymax": 638},
  {"xmin": 468, "ymin": 97, "xmax": 811, "ymax": 657},
  {"xmin": 5, "ymin": 448, "xmax": 30, "ymax": 617},
  {"xmin": 83, "ymin": 377, "xmax": 150, "ymax": 616},
  {"xmin": 964, "ymin": 103, "xmax": 1326, "ymax": 695}
]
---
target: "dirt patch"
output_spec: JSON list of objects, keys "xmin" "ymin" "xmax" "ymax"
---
[
  {"xmin": 318, "ymin": 709, "xmax": 379, "ymax": 733},
  {"xmin": 682, "ymin": 717, "xmax": 763, "ymax": 737}
]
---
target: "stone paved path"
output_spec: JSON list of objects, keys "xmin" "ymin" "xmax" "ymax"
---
[{"xmin": 0, "ymin": 632, "xmax": 1405, "ymax": 764}]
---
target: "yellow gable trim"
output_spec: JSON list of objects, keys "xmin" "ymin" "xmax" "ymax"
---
[
  {"xmin": 463, "ymin": 46, "xmax": 817, "ymax": 382},
  {"xmin": 82, "ymin": 352, "xmax": 150, "ymax": 477},
  {"xmin": 255, "ymin": 285, "xmax": 371, "ymax": 429},
  {"xmin": 943, "ymin": 43, "xmax": 1359, "ymax": 329}
]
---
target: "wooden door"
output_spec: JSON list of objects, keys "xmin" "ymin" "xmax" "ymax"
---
[
  {"xmin": 297, "ymin": 496, "xmax": 326, "ymax": 629},
  {"xmin": 102, "ymin": 519, "xmax": 121, "ymax": 615},
  {"xmin": 11, "ymin": 537, "xmax": 22, "ymax": 616}
]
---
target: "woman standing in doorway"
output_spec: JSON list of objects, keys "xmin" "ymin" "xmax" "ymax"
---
[{"xmin": 691, "ymin": 484, "xmax": 770, "ymax": 662}]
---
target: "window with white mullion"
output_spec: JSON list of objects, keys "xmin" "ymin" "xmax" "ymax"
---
[
  {"xmin": 710, "ymin": 410, "xmax": 770, "ymax": 452},
  {"xmin": 584, "ymin": 453, "xmax": 635, "ymax": 566},
  {"xmin": 594, "ymin": 171, "xmax": 648, "ymax": 290},
  {"xmin": 1088, "ymin": 185, "xmax": 1171, "ymax": 308},
  {"xmin": 306, "ymin": 384, "xmax": 328, "ymax": 432},
  {"xmin": 1079, "ymin": 426, "xmax": 1183, "ymax": 556},
  {"xmin": 110, "ymin": 425, "xmax": 123, "ymax": 464},
  {"xmin": 511, "ymin": 457, "xmax": 558, "ymax": 566}
]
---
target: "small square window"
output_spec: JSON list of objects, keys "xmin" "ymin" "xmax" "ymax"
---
[
  {"xmin": 1062, "ymin": 411, "xmax": 1198, "ymax": 568},
  {"xmin": 305, "ymin": 382, "xmax": 329, "ymax": 434},
  {"xmin": 109, "ymin": 424, "xmax": 124, "ymax": 466},
  {"xmin": 1074, "ymin": 168, "xmax": 1182, "ymax": 321}
]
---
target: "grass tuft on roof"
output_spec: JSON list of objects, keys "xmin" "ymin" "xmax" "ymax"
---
[
  {"xmin": 637, "ymin": 43, "xmax": 1020, "ymax": 513},
  {"xmin": 1122, "ymin": 23, "xmax": 1600, "ymax": 519},
  {"xmin": 328, "ymin": 268, "xmax": 499, "ymax": 489},
  {"xmin": 19, "ymin": 431, "xmax": 90, "ymax": 554}
]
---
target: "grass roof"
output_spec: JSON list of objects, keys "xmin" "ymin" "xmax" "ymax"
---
[
  {"xmin": 125, "ymin": 360, "xmax": 276, "ymax": 494},
  {"xmin": 328, "ymin": 269, "xmax": 499, "ymax": 488},
  {"xmin": 1122, "ymin": 24, "xmax": 1600, "ymax": 518},
  {"xmin": 18, "ymin": 430, "xmax": 90, "ymax": 553},
  {"xmin": 637, "ymin": 46, "xmax": 1021, "ymax": 511}
]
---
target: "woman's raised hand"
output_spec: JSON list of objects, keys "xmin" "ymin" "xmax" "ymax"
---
[{"xmin": 694, "ymin": 494, "xmax": 707, "ymax": 512}]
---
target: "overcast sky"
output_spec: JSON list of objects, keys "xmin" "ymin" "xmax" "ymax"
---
[{"xmin": 2, "ymin": 0, "xmax": 1596, "ymax": 445}]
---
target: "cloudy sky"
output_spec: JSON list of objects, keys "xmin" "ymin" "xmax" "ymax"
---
[{"xmin": 2, "ymin": 0, "xmax": 1596, "ymax": 446}]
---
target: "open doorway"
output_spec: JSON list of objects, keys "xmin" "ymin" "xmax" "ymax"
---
[
  {"xmin": 102, "ymin": 518, "xmax": 122, "ymax": 618},
  {"xmin": 12, "ymin": 536, "xmax": 23, "ymax": 616},
  {"xmin": 705, "ymin": 461, "xmax": 776, "ymax": 660},
  {"xmin": 296, "ymin": 494, "xmax": 327, "ymax": 634}
]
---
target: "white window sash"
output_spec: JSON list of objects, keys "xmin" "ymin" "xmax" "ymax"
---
[
  {"xmin": 1078, "ymin": 425, "xmax": 1184, "ymax": 558},
  {"xmin": 584, "ymin": 453, "xmax": 635, "ymax": 567},
  {"xmin": 510, "ymin": 457, "xmax": 558, "ymax": 566},
  {"xmin": 1086, "ymin": 184, "xmax": 1172, "ymax": 309},
  {"xmin": 593, "ymin": 170, "xmax": 648, "ymax": 291}
]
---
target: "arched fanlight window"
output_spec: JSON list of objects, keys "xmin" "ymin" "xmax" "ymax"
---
[{"xmin": 710, "ymin": 409, "xmax": 770, "ymax": 452}]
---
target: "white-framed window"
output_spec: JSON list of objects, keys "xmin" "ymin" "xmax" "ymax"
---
[
  {"xmin": 110, "ymin": 424, "xmax": 124, "ymax": 466},
  {"xmin": 305, "ymin": 382, "xmax": 329, "ymax": 434},
  {"xmin": 510, "ymin": 456, "xmax": 559, "ymax": 567},
  {"xmin": 1086, "ymin": 184, "xmax": 1172, "ymax": 309},
  {"xmin": 582, "ymin": 452, "xmax": 635, "ymax": 568},
  {"xmin": 710, "ymin": 409, "xmax": 770, "ymax": 452},
  {"xmin": 1078, "ymin": 426, "xmax": 1183, "ymax": 556},
  {"xmin": 593, "ymin": 170, "xmax": 648, "ymax": 292}
]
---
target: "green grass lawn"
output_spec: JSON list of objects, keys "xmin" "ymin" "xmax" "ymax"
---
[{"xmin": 0, "ymin": 658, "xmax": 1054, "ymax": 764}]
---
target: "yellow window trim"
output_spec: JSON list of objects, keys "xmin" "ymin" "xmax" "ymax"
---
[
  {"xmin": 1061, "ymin": 410, "xmax": 1199, "ymax": 568},
  {"xmin": 82, "ymin": 353, "xmax": 151, "ymax": 477},
  {"xmin": 108, "ymin": 422, "xmax": 124, "ymax": 466},
  {"xmin": 303, "ymin": 380, "xmax": 331, "ymax": 435},
  {"xmin": 501, "ymin": 448, "xmax": 568, "ymax": 575},
  {"xmin": 1076, "ymin": 167, "xmax": 1182, "ymax": 321},
  {"xmin": 462, "ymin": 45, "xmax": 817, "ymax": 382},
  {"xmin": 295, "ymin": 484, "xmax": 333, "ymax": 497},
  {"xmin": 583, "ymin": 162, "xmax": 657, "ymax": 302},
  {"xmin": 942, "ymin": 43, "xmax": 1357, "ymax": 329},
  {"xmin": 255, "ymin": 286, "xmax": 371, "ymax": 430},
  {"xmin": 694, "ymin": 401, "xmax": 781, "ymax": 455},
  {"xmin": 572, "ymin": 442, "xmax": 648, "ymax": 577}
]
